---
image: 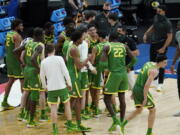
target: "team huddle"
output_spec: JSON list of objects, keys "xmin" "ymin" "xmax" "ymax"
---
[{"xmin": 1, "ymin": 8, "xmax": 168, "ymax": 135}]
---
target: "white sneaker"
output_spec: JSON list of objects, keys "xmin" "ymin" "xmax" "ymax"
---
[
  {"xmin": 156, "ymin": 84, "xmax": 163, "ymax": 92},
  {"xmin": 173, "ymin": 111, "xmax": 180, "ymax": 117},
  {"xmin": 116, "ymin": 125, "xmax": 123, "ymax": 135}
]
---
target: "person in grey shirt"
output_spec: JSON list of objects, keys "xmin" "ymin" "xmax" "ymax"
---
[
  {"xmin": 170, "ymin": 21, "xmax": 180, "ymax": 116},
  {"xmin": 143, "ymin": 5, "xmax": 173, "ymax": 91},
  {"xmin": 79, "ymin": 10, "xmax": 96, "ymax": 29},
  {"xmin": 95, "ymin": 2, "xmax": 111, "ymax": 36},
  {"xmin": 108, "ymin": 12, "xmax": 122, "ymax": 36}
]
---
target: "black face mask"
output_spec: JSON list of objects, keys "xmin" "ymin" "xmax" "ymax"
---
[
  {"xmin": 157, "ymin": 14, "xmax": 166, "ymax": 21},
  {"xmin": 118, "ymin": 34, "xmax": 126, "ymax": 42},
  {"xmin": 103, "ymin": 9, "xmax": 110, "ymax": 14}
]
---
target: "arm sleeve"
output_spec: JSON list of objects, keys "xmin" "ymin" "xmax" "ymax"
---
[
  {"xmin": 166, "ymin": 21, "xmax": 173, "ymax": 33},
  {"xmin": 59, "ymin": 57, "xmax": 72, "ymax": 87},
  {"xmin": 40, "ymin": 62, "xmax": 47, "ymax": 89}
]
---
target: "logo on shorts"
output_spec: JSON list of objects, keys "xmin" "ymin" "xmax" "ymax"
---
[
  {"xmin": 105, "ymin": 88, "xmax": 108, "ymax": 91},
  {"xmin": 35, "ymin": 84, "xmax": 38, "ymax": 87},
  {"xmin": 85, "ymin": 84, "xmax": 88, "ymax": 88}
]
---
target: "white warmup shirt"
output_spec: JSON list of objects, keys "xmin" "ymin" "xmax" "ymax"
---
[
  {"xmin": 40, "ymin": 55, "xmax": 72, "ymax": 91},
  {"xmin": 78, "ymin": 40, "xmax": 95, "ymax": 72}
]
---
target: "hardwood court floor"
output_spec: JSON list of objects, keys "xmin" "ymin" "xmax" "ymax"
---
[{"xmin": 0, "ymin": 78, "xmax": 179, "ymax": 135}]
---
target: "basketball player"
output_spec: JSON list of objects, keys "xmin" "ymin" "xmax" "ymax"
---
[
  {"xmin": 44, "ymin": 22, "xmax": 54, "ymax": 45},
  {"xmin": 91, "ymin": 30, "xmax": 109, "ymax": 115},
  {"xmin": 56, "ymin": 17, "xmax": 75, "ymax": 55},
  {"xmin": 77, "ymin": 26, "xmax": 97, "ymax": 119},
  {"xmin": 67, "ymin": 30, "xmax": 91, "ymax": 131},
  {"xmin": 62, "ymin": 27, "xmax": 75, "ymax": 59},
  {"xmin": 121, "ymin": 55, "xmax": 167, "ymax": 135},
  {"xmin": 14, "ymin": 29, "xmax": 33, "ymax": 121},
  {"xmin": 15, "ymin": 28, "xmax": 48, "ymax": 127},
  {"xmin": 58, "ymin": 18, "xmax": 76, "ymax": 113},
  {"xmin": 117, "ymin": 26, "xmax": 139, "ymax": 90},
  {"xmin": 1, "ymin": 19, "xmax": 24, "ymax": 111},
  {"xmin": 101, "ymin": 32, "xmax": 136, "ymax": 132},
  {"xmin": 87, "ymin": 23, "xmax": 100, "ymax": 114}
]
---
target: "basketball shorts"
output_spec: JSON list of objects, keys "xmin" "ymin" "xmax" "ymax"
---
[
  {"xmin": 23, "ymin": 67, "xmax": 45, "ymax": 91},
  {"xmin": 104, "ymin": 72, "xmax": 129, "ymax": 94},
  {"xmin": 48, "ymin": 88, "xmax": 70, "ymax": 104},
  {"xmin": 133, "ymin": 85, "xmax": 155, "ymax": 108}
]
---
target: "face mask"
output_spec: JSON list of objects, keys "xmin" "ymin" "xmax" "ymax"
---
[
  {"xmin": 118, "ymin": 34, "xmax": 126, "ymax": 42},
  {"xmin": 103, "ymin": 9, "xmax": 110, "ymax": 14},
  {"xmin": 157, "ymin": 14, "xmax": 166, "ymax": 21}
]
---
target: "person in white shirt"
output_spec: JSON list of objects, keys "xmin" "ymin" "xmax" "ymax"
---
[
  {"xmin": 77, "ymin": 26, "xmax": 97, "ymax": 119},
  {"xmin": 40, "ymin": 45, "xmax": 77, "ymax": 135}
]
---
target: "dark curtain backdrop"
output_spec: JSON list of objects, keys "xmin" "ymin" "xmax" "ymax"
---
[{"xmin": 27, "ymin": 0, "xmax": 48, "ymax": 27}]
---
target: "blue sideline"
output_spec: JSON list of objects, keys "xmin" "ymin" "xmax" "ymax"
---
[{"xmin": 134, "ymin": 44, "xmax": 177, "ymax": 79}]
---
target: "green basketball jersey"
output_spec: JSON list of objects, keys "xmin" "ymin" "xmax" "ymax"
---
[
  {"xmin": 108, "ymin": 42, "xmax": 126, "ymax": 72},
  {"xmin": 24, "ymin": 41, "xmax": 41, "ymax": 67},
  {"xmin": 5, "ymin": 31, "xmax": 19, "ymax": 64},
  {"xmin": 94, "ymin": 41, "xmax": 109, "ymax": 67},
  {"xmin": 88, "ymin": 37, "xmax": 99, "ymax": 53},
  {"xmin": 66, "ymin": 44, "xmax": 80, "ymax": 78},
  {"xmin": 61, "ymin": 31, "xmax": 69, "ymax": 40},
  {"xmin": 135, "ymin": 62, "xmax": 157, "ymax": 87},
  {"xmin": 44, "ymin": 34, "xmax": 54, "ymax": 45},
  {"xmin": 62, "ymin": 39, "xmax": 70, "ymax": 57}
]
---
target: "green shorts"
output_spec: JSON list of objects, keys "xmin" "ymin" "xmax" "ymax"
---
[
  {"xmin": 104, "ymin": 72, "xmax": 129, "ymax": 94},
  {"xmin": 6, "ymin": 59, "xmax": 23, "ymax": 79},
  {"xmin": 48, "ymin": 88, "xmax": 70, "ymax": 104},
  {"xmin": 91, "ymin": 69, "xmax": 102, "ymax": 90},
  {"xmin": 23, "ymin": 67, "xmax": 45, "ymax": 91},
  {"xmin": 70, "ymin": 72, "xmax": 82, "ymax": 98},
  {"xmin": 81, "ymin": 72, "xmax": 89, "ymax": 91},
  {"xmin": 29, "ymin": 90, "xmax": 39, "ymax": 102},
  {"xmin": 99, "ymin": 61, "xmax": 108, "ymax": 72},
  {"xmin": 133, "ymin": 85, "xmax": 155, "ymax": 108},
  {"xmin": 88, "ymin": 71, "xmax": 93, "ymax": 86}
]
